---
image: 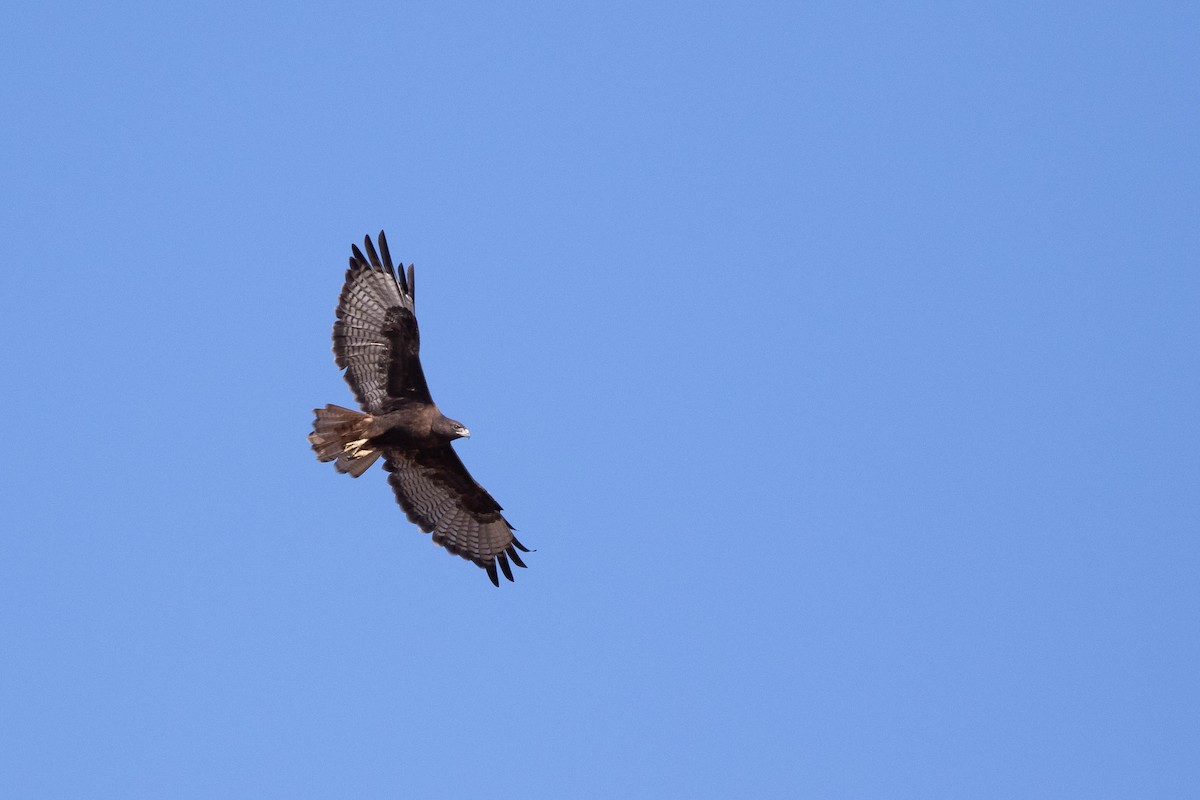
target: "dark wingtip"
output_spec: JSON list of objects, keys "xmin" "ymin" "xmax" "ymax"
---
[
  {"xmin": 498, "ymin": 553, "xmax": 515, "ymax": 582},
  {"xmin": 362, "ymin": 235, "xmax": 382, "ymax": 269},
  {"xmin": 350, "ymin": 243, "xmax": 367, "ymax": 267},
  {"xmin": 378, "ymin": 230, "xmax": 395, "ymax": 270},
  {"xmin": 485, "ymin": 561, "xmax": 500, "ymax": 587},
  {"xmin": 381, "ymin": 231, "xmax": 409, "ymax": 294},
  {"xmin": 510, "ymin": 535, "xmax": 531, "ymax": 553},
  {"xmin": 505, "ymin": 545, "xmax": 527, "ymax": 569}
]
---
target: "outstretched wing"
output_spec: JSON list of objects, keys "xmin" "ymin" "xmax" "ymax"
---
[
  {"xmin": 383, "ymin": 448, "xmax": 529, "ymax": 586},
  {"xmin": 332, "ymin": 231, "xmax": 428, "ymax": 413}
]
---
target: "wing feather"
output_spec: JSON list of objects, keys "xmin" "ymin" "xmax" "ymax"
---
[
  {"xmin": 332, "ymin": 231, "xmax": 429, "ymax": 412},
  {"xmin": 383, "ymin": 447, "xmax": 527, "ymax": 585}
]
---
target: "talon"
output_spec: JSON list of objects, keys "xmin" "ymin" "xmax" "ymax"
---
[{"xmin": 343, "ymin": 439, "xmax": 374, "ymax": 457}]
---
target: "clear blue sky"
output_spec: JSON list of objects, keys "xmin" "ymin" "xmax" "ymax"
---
[{"xmin": 2, "ymin": 2, "xmax": 1197, "ymax": 797}]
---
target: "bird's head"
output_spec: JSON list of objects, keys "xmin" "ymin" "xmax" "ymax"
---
[{"xmin": 434, "ymin": 415, "xmax": 471, "ymax": 441}]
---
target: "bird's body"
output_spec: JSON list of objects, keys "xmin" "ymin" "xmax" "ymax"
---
[{"xmin": 308, "ymin": 231, "xmax": 528, "ymax": 585}]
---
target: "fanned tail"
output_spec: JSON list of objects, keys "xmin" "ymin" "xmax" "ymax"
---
[{"xmin": 308, "ymin": 404, "xmax": 381, "ymax": 477}]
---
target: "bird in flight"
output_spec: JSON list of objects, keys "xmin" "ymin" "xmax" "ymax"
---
[{"xmin": 308, "ymin": 231, "xmax": 528, "ymax": 586}]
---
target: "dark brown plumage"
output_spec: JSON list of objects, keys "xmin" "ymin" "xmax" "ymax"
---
[{"xmin": 309, "ymin": 231, "xmax": 528, "ymax": 586}]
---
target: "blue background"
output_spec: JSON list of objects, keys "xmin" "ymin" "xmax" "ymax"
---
[{"xmin": 2, "ymin": 2, "xmax": 1197, "ymax": 797}]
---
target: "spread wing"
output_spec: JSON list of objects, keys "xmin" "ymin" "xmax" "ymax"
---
[
  {"xmin": 332, "ymin": 231, "xmax": 429, "ymax": 413},
  {"xmin": 383, "ymin": 448, "xmax": 529, "ymax": 586}
]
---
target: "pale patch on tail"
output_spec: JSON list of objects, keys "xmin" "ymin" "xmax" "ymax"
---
[{"xmin": 308, "ymin": 404, "xmax": 382, "ymax": 477}]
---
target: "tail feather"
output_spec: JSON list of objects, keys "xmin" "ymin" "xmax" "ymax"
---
[{"xmin": 308, "ymin": 404, "xmax": 382, "ymax": 477}]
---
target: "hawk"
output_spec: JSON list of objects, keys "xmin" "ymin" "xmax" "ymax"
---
[{"xmin": 308, "ymin": 231, "xmax": 528, "ymax": 586}]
